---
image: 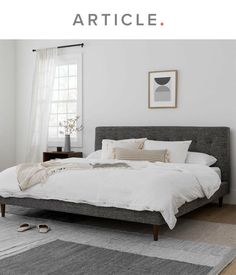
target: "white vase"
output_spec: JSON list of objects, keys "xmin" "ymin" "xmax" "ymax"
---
[{"xmin": 64, "ymin": 135, "xmax": 71, "ymax": 152}]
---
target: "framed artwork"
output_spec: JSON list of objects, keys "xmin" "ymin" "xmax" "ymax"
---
[{"xmin": 148, "ymin": 70, "xmax": 177, "ymax": 108}]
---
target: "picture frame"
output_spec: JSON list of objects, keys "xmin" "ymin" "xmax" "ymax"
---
[{"xmin": 148, "ymin": 70, "xmax": 177, "ymax": 108}]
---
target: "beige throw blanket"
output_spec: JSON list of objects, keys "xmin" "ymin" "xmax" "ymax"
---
[
  {"xmin": 17, "ymin": 160, "xmax": 92, "ymax": 191},
  {"xmin": 17, "ymin": 160, "xmax": 131, "ymax": 191}
]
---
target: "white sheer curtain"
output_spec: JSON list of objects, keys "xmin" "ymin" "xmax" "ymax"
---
[{"xmin": 26, "ymin": 48, "xmax": 58, "ymax": 162}]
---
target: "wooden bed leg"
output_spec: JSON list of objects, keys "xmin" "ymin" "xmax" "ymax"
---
[
  {"xmin": 1, "ymin": 204, "xmax": 5, "ymax": 217},
  {"xmin": 218, "ymin": 197, "xmax": 223, "ymax": 208},
  {"xmin": 153, "ymin": 225, "xmax": 158, "ymax": 241}
]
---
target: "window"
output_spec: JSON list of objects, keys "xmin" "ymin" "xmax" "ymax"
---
[{"xmin": 48, "ymin": 54, "xmax": 82, "ymax": 147}]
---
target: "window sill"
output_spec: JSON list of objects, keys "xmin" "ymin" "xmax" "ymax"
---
[{"xmin": 48, "ymin": 139, "xmax": 82, "ymax": 148}]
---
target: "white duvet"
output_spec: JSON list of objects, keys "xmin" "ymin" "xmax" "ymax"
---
[{"xmin": 0, "ymin": 158, "xmax": 221, "ymax": 229}]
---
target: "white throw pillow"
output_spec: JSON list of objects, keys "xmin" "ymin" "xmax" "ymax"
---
[
  {"xmin": 86, "ymin": 150, "xmax": 102, "ymax": 160},
  {"xmin": 144, "ymin": 140, "xmax": 192, "ymax": 163},
  {"xmin": 101, "ymin": 138, "xmax": 147, "ymax": 160},
  {"xmin": 186, "ymin": 152, "xmax": 217, "ymax": 166}
]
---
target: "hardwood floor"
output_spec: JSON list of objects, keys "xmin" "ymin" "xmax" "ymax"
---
[
  {"xmin": 183, "ymin": 203, "xmax": 236, "ymax": 275},
  {"xmin": 221, "ymin": 260, "xmax": 236, "ymax": 275},
  {"xmin": 183, "ymin": 203, "xmax": 236, "ymax": 224}
]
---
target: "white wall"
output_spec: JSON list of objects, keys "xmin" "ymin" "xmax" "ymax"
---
[
  {"xmin": 15, "ymin": 40, "xmax": 236, "ymax": 203},
  {"xmin": 0, "ymin": 41, "xmax": 15, "ymax": 170}
]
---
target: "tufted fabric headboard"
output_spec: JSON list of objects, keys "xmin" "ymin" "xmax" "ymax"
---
[{"xmin": 95, "ymin": 126, "xmax": 230, "ymax": 183}]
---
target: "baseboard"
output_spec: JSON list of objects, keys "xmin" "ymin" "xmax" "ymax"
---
[{"xmin": 224, "ymin": 189, "xmax": 236, "ymax": 205}]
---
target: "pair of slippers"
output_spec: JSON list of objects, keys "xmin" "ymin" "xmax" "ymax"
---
[{"xmin": 17, "ymin": 223, "xmax": 50, "ymax": 233}]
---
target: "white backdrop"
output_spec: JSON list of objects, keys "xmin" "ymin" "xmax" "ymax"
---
[
  {"xmin": 0, "ymin": 0, "xmax": 236, "ymax": 39},
  {"xmin": 0, "ymin": 41, "xmax": 15, "ymax": 171}
]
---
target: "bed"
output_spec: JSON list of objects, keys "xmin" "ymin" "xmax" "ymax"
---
[{"xmin": 0, "ymin": 126, "xmax": 230, "ymax": 241}]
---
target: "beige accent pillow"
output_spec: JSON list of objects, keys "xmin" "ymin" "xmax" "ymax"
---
[
  {"xmin": 101, "ymin": 138, "xmax": 147, "ymax": 160},
  {"xmin": 113, "ymin": 148, "xmax": 168, "ymax": 162}
]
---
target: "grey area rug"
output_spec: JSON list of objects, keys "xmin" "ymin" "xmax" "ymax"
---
[
  {"xmin": 0, "ymin": 209, "xmax": 235, "ymax": 275},
  {"xmin": 0, "ymin": 239, "xmax": 212, "ymax": 275}
]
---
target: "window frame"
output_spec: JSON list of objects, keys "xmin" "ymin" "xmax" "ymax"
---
[{"xmin": 47, "ymin": 53, "xmax": 83, "ymax": 148}]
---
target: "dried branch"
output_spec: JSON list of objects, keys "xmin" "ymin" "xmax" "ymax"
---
[{"xmin": 59, "ymin": 115, "xmax": 83, "ymax": 136}]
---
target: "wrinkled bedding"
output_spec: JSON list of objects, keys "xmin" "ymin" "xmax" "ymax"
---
[{"xmin": 0, "ymin": 158, "xmax": 221, "ymax": 229}]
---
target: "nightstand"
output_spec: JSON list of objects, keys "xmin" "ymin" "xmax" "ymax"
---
[{"xmin": 43, "ymin": 151, "xmax": 83, "ymax": 162}]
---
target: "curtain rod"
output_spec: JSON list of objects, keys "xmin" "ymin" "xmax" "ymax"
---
[{"xmin": 32, "ymin": 43, "xmax": 84, "ymax": 52}]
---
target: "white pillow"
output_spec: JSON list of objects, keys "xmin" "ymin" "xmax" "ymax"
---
[
  {"xmin": 101, "ymin": 138, "xmax": 147, "ymax": 160},
  {"xmin": 86, "ymin": 150, "xmax": 102, "ymax": 160},
  {"xmin": 186, "ymin": 152, "xmax": 217, "ymax": 166},
  {"xmin": 144, "ymin": 140, "xmax": 192, "ymax": 163}
]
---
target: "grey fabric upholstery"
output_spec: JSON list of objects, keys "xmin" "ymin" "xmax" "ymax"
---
[
  {"xmin": 0, "ymin": 182, "xmax": 228, "ymax": 225},
  {"xmin": 95, "ymin": 126, "xmax": 230, "ymax": 183},
  {"xmin": 0, "ymin": 126, "xmax": 230, "ymax": 228}
]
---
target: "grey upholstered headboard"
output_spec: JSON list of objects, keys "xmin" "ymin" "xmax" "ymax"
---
[{"xmin": 95, "ymin": 126, "xmax": 230, "ymax": 182}]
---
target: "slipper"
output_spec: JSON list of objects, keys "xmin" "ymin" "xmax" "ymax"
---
[
  {"xmin": 17, "ymin": 223, "xmax": 35, "ymax": 232},
  {"xmin": 37, "ymin": 224, "xmax": 50, "ymax": 233}
]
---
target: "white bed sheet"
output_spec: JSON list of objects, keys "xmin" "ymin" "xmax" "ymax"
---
[
  {"xmin": 211, "ymin": 167, "xmax": 221, "ymax": 179},
  {"xmin": 0, "ymin": 158, "xmax": 221, "ymax": 229}
]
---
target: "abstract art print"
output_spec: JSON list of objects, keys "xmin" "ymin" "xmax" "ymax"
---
[{"xmin": 148, "ymin": 70, "xmax": 177, "ymax": 108}]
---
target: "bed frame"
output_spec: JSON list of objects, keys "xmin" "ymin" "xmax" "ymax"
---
[{"xmin": 0, "ymin": 126, "xmax": 230, "ymax": 241}]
